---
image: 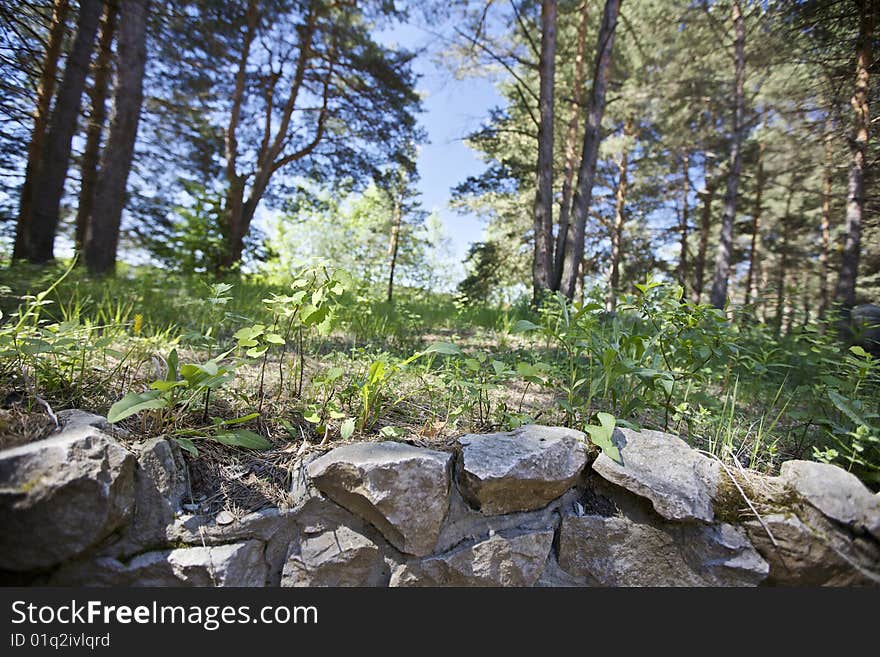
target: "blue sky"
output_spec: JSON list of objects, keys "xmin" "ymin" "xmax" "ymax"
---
[{"xmin": 377, "ymin": 20, "xmax": 504, "ymax": 269}]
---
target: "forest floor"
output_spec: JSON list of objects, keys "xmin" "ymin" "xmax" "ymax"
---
[{"xmin": 1, "ymin": 262, "xmax": 878, "ymax": 517}]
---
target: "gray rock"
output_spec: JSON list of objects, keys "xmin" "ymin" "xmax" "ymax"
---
[
  {"xmin": 390, "ymin": 530, "xmax": 554, "ymax": 587},
  {"xmin": 779, "ymin": 460, "xmax": 880, "ymax": 539},
  {"xmin": 50, "ymin": 540, "xmax": 267, "ymax": 586},
  {"xmin": 456, "ymin": 425, "xmax": 587, "ymax": 515},
  {"xmin": 591, "ymin": 427, "xmax": 721, "ymax": 522},
  {"xmin": 282, "ymin": 523, "xmax": 388, "ymax": 587},
  {"xmin": 98, "ymin": 438, "xmax": 190, "ymax": 559},
  {"xmin": 558, "ymin": 514, "xmax": 768, "ymax": 586},
  {"xmin": 0, "ymin": 426, "xmax": 136, "ymax": 571},
  {"xmin": 55, "ymin": 409, "xmax": 126, "ymax": 437},
  {"xmin": 744, "ymin": 510, "xmax": 880, "ymax": 586},
  {"xmin": 851, "ymin": 304, "xmax": 880, "ymax": 356},
  {"xmin": 307, "ymin": 441, "xmax": 452, "ymax": 556},
  {"xmin": 435, "ymin": 484, "xmax": 577, "ymax": 554}
]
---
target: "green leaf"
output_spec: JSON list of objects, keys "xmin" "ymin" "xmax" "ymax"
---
[
  {"xmin": 246, "ymin": 346, "xmax": 269, "ymax": 358},
  {"xmin": 264, "ymin": 333, "xmax": 285, "ymax": 345},
  {"xmin": 584, "ymin": 412, "xmax": 622, "ymax": 465},
  {"xmin": 215, "ymin": 412, "xmax": 260, "ymax": 426},
  {"xmin": 422, "ymin": 341, "xmax": 462, "ymax": 356},
  {"xmin": 828, "ymin": 389, "xmax": 870, "ymax": 428},
  {"xmin": 511, "ymin": 319, "xmax": 542, "ymax": 333},
  {"xmin": 107, "ymin": 390, "xmax": 168, "ymax": 423},
  {"xmin": 212, "ymin": 429, "xmax": 272, "ymax": 450},
  {"xmin": 340, "ymin": 418, "xmax": 355, "ymax": 440},
  {"xmin": 173, "ymin": 436, "xmax": 199, "ymax": 457},
  {"xmin": 849, "ymin": 345, "xmax": 869, "ymax": 359}
]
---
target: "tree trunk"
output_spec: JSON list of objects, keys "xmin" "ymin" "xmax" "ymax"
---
[
  {"xmin": 15, "ymin": 0, "xmax": 102, "ymax": 263},
  {"xmin": 553, "ymin": 0, "xmax": 589, "ymax": 290},
  {"xmin": 678, "ymin": 151, "xmax": 690, "ymax": 291},
  {"xmin": 743, "ymin": 141, "xmax": 765, "ymax": 307},
  {"xmin": 692, "ymin": 162, "xmax": 717, "ymax": 304},
  {"xmin": 774, "ymin": 188, "xmax": 794, "ymax": 337},
  {"xmin": 531, "ymin": 0, "xmax": 557, "ymax": 304},
  {"xmin": 84, "ymin": 0, "xmax": 149, "ymax": 276},
  {"xmin": 709, "ymin": 0, "xmax": 746, "ymax": 309},
  {"xmin": 75, "ymin": 0, "xmax": 118, "ymax": 253},
  {"xmin": 559, "ymin": 0, "xmax": 622, "ymax": 299},
  {"xmin": 13, "ymin": 0, "xmax": 70, "ymax": 261},
  {"xmin": 387, "ymin": 197, "xmax": 403, "ymax": 304},
  {"xmin": 607, "ymin": 120, "xmax": 632, "ymax": 311},
  {"xmin": 818, "ymin": 115, "xmax": 834, "ymax": 319},
  {"xmin": 835, "ymin": 0, "xmax": 874, "ymax": 312}
]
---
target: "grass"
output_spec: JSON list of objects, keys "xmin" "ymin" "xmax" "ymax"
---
[{"xmin": 1, "ymin": 260, "xmax": 878, "ymax": 516}]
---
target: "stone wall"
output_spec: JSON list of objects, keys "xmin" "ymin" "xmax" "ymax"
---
[{"xmin": 1, "ymin": 411, "xmax": 878, "ymax": 586}]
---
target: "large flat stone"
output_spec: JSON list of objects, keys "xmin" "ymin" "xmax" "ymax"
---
[
  {"xmin": 456, "ymin": 425, "xmax": 587, "ymax": 515},
  {"xmin": 390, "ymin": 530, "xmax": 554, "ymax": 587},
  {"xmin": 779, "ymin": 460, "xmax": 880, "ymax": 539},
  {"xmin": 50, "ymin": 540, "xmax": 267, "ymax": 586},
  {"xmin": 307, "ymin": 441, "xmax": 452, "ymax": 556},
  {"xmin": 591, "ymin": 427, "xmax": 721, "ymax": 522},
  {"xmin": 0, "ymin": 426, "xmax": 136, "ymax": 571},
  {"xmin": 558, "ymin": 514, "xmax": 768, "ymax": 586}
]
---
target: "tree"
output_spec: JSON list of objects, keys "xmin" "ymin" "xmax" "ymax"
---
[
  {"xmin": 557, "ymin": 0, "xmax": 621, "ymax": 299},
  {"xmin": 835, "ymin": 0, "xmax": 875, "ymax": 311},
  {"xmin": 709, "ymin": 0, "xmax": 746, "ymax": 309},
  {"xmin": 75, "ymin": 0, "xmax": 118, "ymax": 253},
  {"xmin": 11, "ymin": 0, "xmax": 70, "ymax": 254},
  {"xmin": 155, "ymin": 0, "xmax": 422, "ymax": 273},
  {"xmin": 531, "ymin": 0, "xmax": 557, "ymax": 303},
  {"xmin": 14, "ymin": 0, "xmax": 102, "ymax": 263},
  {"xmin": 84, "ymin": 0, "xmax": 150, "ymax": 275}
]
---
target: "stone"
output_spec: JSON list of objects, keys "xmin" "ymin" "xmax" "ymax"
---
[
  {"xmin": 169, "ymin": 507, "xmax": 298, "ymax": 586},
  {"xmin": 779, "ymin": 460, "xmax": 880, "ymax": 539},
  {"xmin": 282, "ymin": 523, "xmax": 388, "ymax": 587},
  {"xmin": 744, "ymin": 511, "xmax": 880, "ymax": 586},
  {"xmin": 456, "ymin": 425, "xmax": 587, "ymax": 515},
  {"xmin": 97, "ymin": 437, "xmax": 191, "ymax": 559},
  {"xmin": 216, "ymin": 511, "xmax": 235, "ymax": 526},
  {"xmin": 55, "ymin": 409, "xmax": 126, "ymax": 437},
  {"xmin": 851, "ymin": 304, "xmax": 880, "ymax": 356},
  {"xmin": 591, "ymin": 427, "xmax": 721, "ymax": 522},
  {"xmin": 0, "ymin": 426, "xmax": 135, "ymax": 571},
  {"xmin": 307, "ymin": 441, "xmax": 452, "ymax": 556},
  {"xmin": 50, "ymin": 540, "xmax": 267, "ymax": 586},
  {"xmin": 434, "ymin": 484, "xmax": 578, "ymax": 555},
  {"xmin": 390, "ymin": 530, "xmax": 554, "ymax": 587},
  {"xmin": 558, "ymin": 514, "xmax": 768, "ymax": 587}
]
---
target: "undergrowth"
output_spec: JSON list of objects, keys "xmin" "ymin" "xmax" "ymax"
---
[{"xmin": 1, "ymin": 261, "xmax": 877, "ymax": 489}]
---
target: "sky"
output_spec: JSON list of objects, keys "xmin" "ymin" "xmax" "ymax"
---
[{"xmin": 376, "ymin": 20, "xmax": 505, "ymax": 273}]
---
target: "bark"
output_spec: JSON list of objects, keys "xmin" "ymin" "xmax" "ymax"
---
[
  {"xmin": 13, "ymin": 0, "xmax": 70, "ymax": 260},
  {"xmin": 84, "ymin": 0, "xmax": 149, "ymax": 275},
  {"xmin": 15, "ymin": 0, "xmax": 102, "ymax": 263},
  {"xmin": 531, "ymin": 0, "xmax": 557, "ymax": 304},
  {"xmin": 834, "ymin": 0, "xmax": 874, "ymax": 312},
  {"xmin": 692, "ymin": 163, "xmax": 717, "ymax": 304},
  {"xmin": 553, "ymin": 0, "xmax": 589, "ymax": 290},
  {"xmin": 678, "ymin": 152, "xmax": 690, "ymax": 291},
  {"xmin": 743, "ymin": 141, "xmax": 765, "ymax": 307},
  {"xmin": 818, "ymin": 115, "xmax": 834, "ymax": 319},
  {"xmin": 75, "ymin": 0, "xmax": 118, "ymax": 253},
  {"xmin": 709, "ymin": 0, "xmax": 746, "ymax": 309},
  {"xmin": 559, "ymin": 0, "xmax": 622, "ymax": 299},
  {"xmin": 387, "ymin": 197, "xmax": 403, "ymax": 304},
  {"xmin": 607, "ymin": 119, "xmax": 632, "ymax": 311}
]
